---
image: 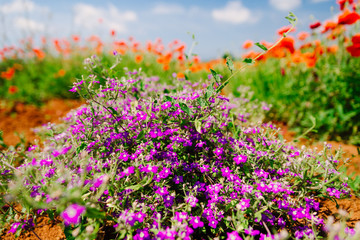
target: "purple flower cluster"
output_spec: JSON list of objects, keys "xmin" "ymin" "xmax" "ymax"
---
[{"xmin": 1, "ymin": 57, "xmax": 353, "ymax": 239}]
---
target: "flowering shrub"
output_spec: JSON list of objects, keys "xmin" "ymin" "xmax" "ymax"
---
[{"xmin": 0, "ymin": 50, "xmax": 356, "ymax": 239}]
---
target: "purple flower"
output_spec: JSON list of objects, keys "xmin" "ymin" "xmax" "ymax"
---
[
  {"xmin": 93, "ymin": 175, "xmax": 106, "ymax": 188},
  {"xmin": 134, "ymin": 228, "xmax": 150, "ymax": 240},
  {"xmin": 136, "ymin": 111, "xmax": 147, "ymax": 121},
  {"xmin": 157, "ymin": 227, "xmax": 177, "ymax": 240},
  {"xmin": 244, "ymin": 227, "xmax": 260, "ymax": 236},
  {"xmin": 174, "ymin": 212, "xmax": 188, "ymax": 222},
  {"xmin": 159, "ymin": 167, "xmax": 172, "ymax": 179},
  {"xmin": 186, "ymin": 195, "xmax": 198, "ymax": 207},
  {"xmin": 155, "ymin": 186, "xmax": 169, "ymax": 196},
  {"xmin": 8, "ymin": 222, "xmax": 21, "ymax": 234},
  {"xmin": 213, "ymin": 147, "xmax": 224, "ymax": 157},
  {"xmin": 161, "ymin": 101, "xmax": 172, "ymax": 111},
  {"xmin": 39, "ymin": 158, "xmax": 53, "ymax": 166},
  {"xmin": 234, "ymin": 155, "xmax": 247, "ymax": 164},
  {"xmin": 164, "ymin": 195, "xmax": 175, "ymax": 208},
  {"xmin": 126, "ymin": 213, "xmax": 138, "ymax": 226},
  {"xmin": 208, "ymin": 218, "xmax": 218, "ymax": 228},
  {"xmin": 119, "ymin": 152, "xmax": 129, "ymax": 161},
  {"xmin": 135, "ymin": 212, "xmax": 146, "ymax": 223},
  {"xmin": 61, "ymin": 204, "xmax": 86, "ymax": 226},
  {"xmin": 173, "ymin": 175, "xmax": 183, "ymax": 184},
  {"xmin": 221, "ymin": 167, "xmax": 233, "ymax": 177},
  {"xmin": 227, "ymin": 231, "xmax": 243, "ymax": 240},
  {"xmin": 123, "ymin": 166, "xmax": 135, "ymax": 176},
  {"xmin": 142, "ymin": 164, "xmax": 158, "ymax": 173},
  {"xmin": 189, "ymin": 216, "xmax": 204, "ymax": 229},
  {"xmin": 237, "ymin": 199, "xmax": 250, "ymax": 211}
]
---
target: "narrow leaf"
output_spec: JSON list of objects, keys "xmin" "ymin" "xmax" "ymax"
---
[
  {"xmin": 197, "ymin": 97, "xmax": 206, "ymax": 107},
  {"xmin": 194, "ymin": 119, "xmax": 202, "ymax": 133},
  {"xmin": 255, "ymin": 42, "xmax": 268, "ymax": 51},
  {"xmin": 179, "ymin": 102, "xmax": 191, "ymax": 115},
  {"xmin": 216, "ymin": 84, "xmax": 225, "ymax": 94},
  {"xmin": 226, "ymin": 57, "xmax": 235, "ymax": 73},
  {"xmin": 163, "ymin": 96, "xmax": 174, "ymax": 103},
  {"xmin": 205, "ymin": 84, "xmax": 214, "ymax": 99},
  {"xmin": 243, "ymin": 58, "xmax": 254, "ymax": 64},
  {"xmin": 108, "ymin": 106, "xmax": 118, "ymax": 116},
  {"xmin": 210, "ymin": 69, "xmax": 221, "ymax": 85}
]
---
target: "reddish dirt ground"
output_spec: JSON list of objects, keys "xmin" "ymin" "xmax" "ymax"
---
[
  {"xmin": 0, "ymin": 99, "xmax": 84, "ymax": 148},
  {"xmin": 0, "ymin": 100, "xmax": 359, "ymax": 239}
]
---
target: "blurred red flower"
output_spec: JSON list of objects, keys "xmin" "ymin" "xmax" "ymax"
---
[
  {"xmin": 33, "ymin": 48, "xmax": 45, "ymax": 60},
  {"xmin": 277, "ymin": 26, "xmax": 296, "ymax": 36},
  {"xmin": 337, "ymin": 0, "xmax": 354, "ymax": 10},
  {"xmin": 346, "ymin": 33, "xmax": 360, "ymax": 57},
  {"xmin": 8, "ymin": 85, "xmax": 18, "ymax": 94},
  {"xmin": 1, "ymin": 67, "xmax": 15, "ymax": 80},
  {"xmin": 242, "ymin": 40, "xmax": 253, "ymax": 49},
  {"xmin": 297, "ymin": 32, "xmax": 310, "ymax": 41},
  {"xmin": 338, "ymin": 8, "xmax": 360, "ymax": 25},
  {"xmin": 310, "ymin": 21, "xmax": 321, "ymax": 29}
]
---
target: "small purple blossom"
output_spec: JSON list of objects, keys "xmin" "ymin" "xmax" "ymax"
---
[
  {"xmin": 189, "ymin": 216, "xmax": 204, "ymax": 229},
  {"xmin": 8, "ymin": 222, "xmax": 22, "ymax": 234},
  {"xmin": 61, "ymin": 204, "xmax": 86, "ymax": 226},
  {"xmin": 227, "ymin": 231, "xmax": 243, "ymax": 240}
]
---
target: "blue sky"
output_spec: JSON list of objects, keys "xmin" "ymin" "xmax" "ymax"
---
[{"xmin": 0, "ymin": 0, "xmax": 339, "ymax": 59}]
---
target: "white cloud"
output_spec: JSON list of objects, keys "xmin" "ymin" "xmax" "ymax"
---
[
  {"xmin": 0, "ymin": 0, "xmax": 49, "ymax": 14},
  {"xmin": 151, "ymin": 3, "xmax": 185, "ymax": 15},
  {"xmin": 212, "ymin": 1, "xmax": 253, "ymax": 24},
  {"xmin": 14, "ymin": 17, "xmax": 45, "ymax": 32},
  {"xmin": 73, "ymin": 3, "xmax": 137, "ymax": 34},
  {"xmin": 0, "ymin": 0, "xmax": 34, "ymax": 13},
  {"xmin": 269, "ymin": 0, "xmax": 302, "ymax": 11}
]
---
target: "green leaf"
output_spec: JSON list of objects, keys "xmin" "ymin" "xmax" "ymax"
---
[
  {"xmin": 226, "ymin": 57, "xmax": 235, "ymax": 73},
  {"xmin": 243, "ymin": 58, "xmax": 253, "ymax": 64},
  {"xmin": 136, "ymin": 130, "xmax": 145, "ymax": 141},
  {"xmin": 47, "ymin": 209, "xmax": 54, "ymax": 221},
  {"xmin": 76, "ymin": 142, "xmax": 87, "ymax": 154},
  {"xmin": 163, "ymin": 96, "xmax": 174, "ymax": 103},
  {"xmin": 255, "ymin": 42, "xmax": 268, "ymax": 51},
  {"xmin": 210, "ymin": 69, "xmax": 221, "ymax": 85},
  {"xmin": 194, "ymin": 119, "xmax": 202, "ymax": 133},
  {"xmin": 197, "ymin": 97, "xmax": 207, "ymax": 107},
  {"xmin": 254, "ymin": 211, "xmax": 262, "ymax": 222},
  {"xmin": 285, "ymin": 12, "xmax": 297, "ymax": 25},
  {"xmin": 205, "ymin": 84, "xmax": 214, "ymax": 99},
  {"xmin": 179, "ymin": 102, "xmax": 192, "ymax": 115},
  {"xmin": 64, "ymin": 226, "xmax": 76, "ymax": 240},
  {"xmin": 108, "ymin": 106, "xmax": 118, "ymax": 116},
  {"xmin": 85, "ymin": 207, "xmax": 106, "ymax": 219}
]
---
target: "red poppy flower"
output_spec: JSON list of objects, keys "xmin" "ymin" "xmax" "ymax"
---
[
  {"xmin": 242, "ymin": 40, "xmax": 253, "ymax": 49},
  {"xmin": 338, "ymin": 8, "xmax": 360, "ymax": 25},
  {"xmin": 337, "ymin": 0, "xmax": 354, "ymax": 10},
  {"xmin": 8, "ymin": 85, "xmax": 18, "ymax": 94},
  {"xmin": 72, "ymin": 35, "xmax": 80, "ymax": 42},
  {"xmin": 297, "ymin": 32, "xmax": 310, "ymax": 41},
  {"xmin": 310, "ymin": 21, "xmax": 321, "ymax": 29},
  {"xmin": 321, "ymin": 20, "xmax": 337, "ymax": 33},
  {"xmin": 1, "ymin": 67, "xmax": 15, "ymax": 80},
  {"xmin": 352, "ymin": 33, "xmax": 360, "ymax": 44},
  {"xmin": 33, "ymin": 48, "xmax": 45, "ymax": 60},
  {"xmin": 346, "ymin": 34, "xmax": 360, "ymax": 57},
  {"xmin": 277, "ymin": 26, "xmax": 296, "ymax": 36},
  {"xmin": 346, "ymin": 44, "xmax": 360, "ymax": 57}
]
